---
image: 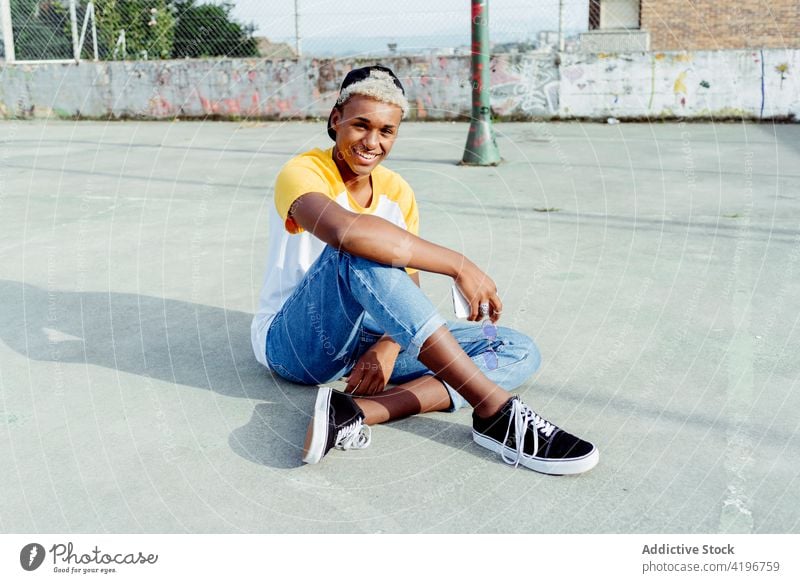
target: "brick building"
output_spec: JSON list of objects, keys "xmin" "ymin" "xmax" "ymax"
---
[
  {"xmin": 640, "ymin": 0, "xmax": 800, "ymax": 50},
  {"xmin": 583, "ymin": 0, "xmax": 800, "ymax": 51}
]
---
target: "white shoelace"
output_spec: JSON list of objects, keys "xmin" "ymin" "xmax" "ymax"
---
[
  {"xmin": 334, "ymin": 419, "xmax": 372, "ymax": 451},
  {"xmin": 501, "ymin": 399, "xmax": 556, "ymax": 467}
]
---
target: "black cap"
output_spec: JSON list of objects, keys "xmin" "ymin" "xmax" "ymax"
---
[{"xmin": 327, "ymin": 65, "xmax": 406, "ymax": 141}]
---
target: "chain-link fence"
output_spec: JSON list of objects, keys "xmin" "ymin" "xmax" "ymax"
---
[
  {"xmin": 236, "ymin": 0, "xmax": 590, "ymax": 57},
  {"xmin": 2, "ymin": 0, "xmax": 72, "ymax": 61},
  {"xmin": 0, "ymin": 0, "xmax": 258, "ymax": 62},
  {"xmin": 1, "ymin": 0, "xmax": 591, "ymax": 62},
  {"xmin": 1, "ymin": 0, "xmax": 96, "ymax": 62}
]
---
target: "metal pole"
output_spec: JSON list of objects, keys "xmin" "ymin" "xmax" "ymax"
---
[
  {"xmin": 294, "ymin": 0, "xmax": 301, "ymax": 57},
  {"xmin": 558, "ymin": 0, "xmax": 565, "ymax": 52},
  {"xmin": 461, "ymin": 0, "xmax": 500, "ymax": 166},
  {"xmin": 69, "ymin": 0, "xmax": 79, "ymax": 61},
  {"xmin": 91, "ymin": 3, "xmax": 98, "ymax": 61},
  {"xmin": 1, "ymin": 0, "xmax": 15, "ymax": 62}
]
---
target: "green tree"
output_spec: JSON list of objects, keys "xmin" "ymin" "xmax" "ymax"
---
[
  {"xmin": 93, "ymin": 0, "xmax": 174, "ymax": 59},
  {"xmin": 10, "ymin": 0, "xmax": 73, "ymax": 60},
  {"xmin": 4, "ymin": 0, "xmax": 259, "ymax": 61},
  {"xmin": 171, "ymin": 1, "xmax": 258, "ymax": 58}
]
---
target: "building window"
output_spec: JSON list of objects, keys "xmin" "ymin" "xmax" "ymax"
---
[
  {"xmin": 589, "ymin": 0, "xmax": 601, "ymax": 30},
  {"xmin": 589, "ymin": 0, "xmax": 642, "ymax": 31}
]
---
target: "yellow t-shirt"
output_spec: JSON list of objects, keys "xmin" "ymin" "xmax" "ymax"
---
[
  {"xmin": 274, "ymin": 147, "xmax": 419, "ymax": 236},
  {"xmin": 251, "ymin": 147, "xmax": 420, "ymax": 368}
]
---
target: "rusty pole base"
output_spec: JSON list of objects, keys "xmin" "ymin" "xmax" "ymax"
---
[{"xmin": 460, "ymin": 116, "xmax": 502, "ymax": 166}]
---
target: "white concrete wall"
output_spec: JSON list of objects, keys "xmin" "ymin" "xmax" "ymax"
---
[
  {"xmin": 1, "ymin": 50, "xmax": 798, "ymax": 121},
  {"xmin": 560, "ymin": 50, "xmax": 800, "ymax": 120}
]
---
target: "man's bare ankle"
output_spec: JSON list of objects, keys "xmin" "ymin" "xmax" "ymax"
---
[{"xmin": 473, "ymin": 395, "xmax": 510, "ymax": 419}]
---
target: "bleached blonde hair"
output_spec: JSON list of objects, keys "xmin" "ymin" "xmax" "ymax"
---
[{"xmin": 336, "ymin": 70, "xmax": 409, "ymax": 117}]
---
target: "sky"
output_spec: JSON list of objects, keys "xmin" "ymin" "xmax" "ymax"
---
[{"xmin": 227, "ymin": 0, "xmax": 590, "ymax": 56}]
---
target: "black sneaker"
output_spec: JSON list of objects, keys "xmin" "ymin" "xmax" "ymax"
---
[
  {"xmin": 472, "ymin": 396, "xmax": 599, "ymax": 475},
  {"xmin": 302, "ymin": 386, "xmax": 371, "ymax": 464}
]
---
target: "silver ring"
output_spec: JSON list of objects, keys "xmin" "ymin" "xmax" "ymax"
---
[{"xmin": 479, "ymin": 302, "xmax": 490, "ymax": 316}]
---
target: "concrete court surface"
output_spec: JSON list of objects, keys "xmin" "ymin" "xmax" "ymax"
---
[{"xmin": 0, "ymin": 119, "xmax": 799, "ymax": 534}]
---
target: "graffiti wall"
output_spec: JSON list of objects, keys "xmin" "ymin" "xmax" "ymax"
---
[
  {"xmin": 490, "ymin": 53, "xmax": 559, "ymax": 117},
  {"xmin": 0, "ymin": 51, "xmax": 798, "ymax": 121},
  {"xmin": 559, "ymin": 50, "xmax": 800, "ymax": 120},
  {"xmin": 0, "ymin": 54, "xmax": 557, "ymax": 121}
]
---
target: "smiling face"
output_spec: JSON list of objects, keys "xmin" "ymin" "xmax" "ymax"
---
[{"xmin": 330, "ymin": 94, "xmax": 403, "ymax": 182}]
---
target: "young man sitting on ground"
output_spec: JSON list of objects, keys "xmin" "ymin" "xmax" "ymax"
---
[{"xmin": 251, "ymin": 65, "xmax": 599, "ymax": 475}]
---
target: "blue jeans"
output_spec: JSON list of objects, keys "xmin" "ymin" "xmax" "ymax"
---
[{"xmin": 265, "ymin": 246, "xmax": 541, "ymax": 411}]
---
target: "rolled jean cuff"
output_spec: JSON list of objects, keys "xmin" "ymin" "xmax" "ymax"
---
[
  {"xmin": 403, "ymin": 313, "xmax": 447, "ymax": 360},
  {"xmin": 441, "ymin": 379, "xmax": 470, "ymax": 412}
]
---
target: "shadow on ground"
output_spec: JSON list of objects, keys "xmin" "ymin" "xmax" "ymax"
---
[
  {"xmin": 229, "ymin": 404, "xmax": 474, "ymax": 470},
  {"xmin": 0, "ymin": 279, "xmax": 264, "ymax": 399},
  {"xmin": 0, "ymin": 278, "xmax": 481, "ymax": 471}
]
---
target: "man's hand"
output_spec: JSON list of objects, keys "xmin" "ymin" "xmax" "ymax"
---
[
  {"xmin": 346, "ymin": 336, "xmax": 401, "ymax": 396},
  {"xmin": 454, "ymin": 262, "xmax": 503, "ymax": 323}
]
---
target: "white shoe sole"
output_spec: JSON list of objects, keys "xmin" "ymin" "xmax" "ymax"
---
[
  {"xmin": 472, "ymin": 430, "xmax": 599, "ymax": 475},
  {"xmin": 302, "ymin": 387, "xmax": 332, "ymax": 464}
]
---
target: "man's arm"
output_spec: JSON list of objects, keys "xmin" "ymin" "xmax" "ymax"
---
[
  {"xmin": 290, "ymin": 192, "xmax": 462, "ymax": 276},
  {"xmin": 289, "ymin": 192, "xmax": 501, "ymax": 321}
]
